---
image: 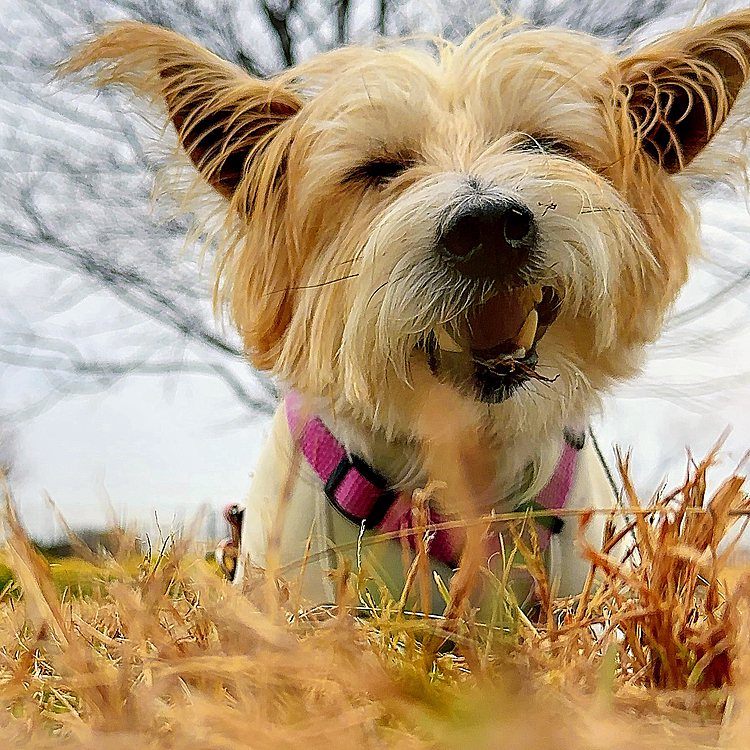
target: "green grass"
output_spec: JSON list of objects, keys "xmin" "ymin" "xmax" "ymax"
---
[{"xmin": 0, "ymin": 554, "xmax": 146, "ymax": 598}]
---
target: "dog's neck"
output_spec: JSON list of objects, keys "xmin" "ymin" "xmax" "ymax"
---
[
  {"xmin": 308, "ymin": 396, "xmax": 565, "ymax": 516},
  {"xmin": 311, "ymin": 397, "xmax": 424, "ymax": 489}
]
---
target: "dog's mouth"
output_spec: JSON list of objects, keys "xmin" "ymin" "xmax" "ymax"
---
[{"xmin": 424, "ymin": 285, "xmax": 561, "ymax": 403}]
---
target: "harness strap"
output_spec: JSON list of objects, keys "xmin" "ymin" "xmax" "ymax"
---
[
  {"xmin": 285, "ymin": 392, "xmax": 582, "ymax": 568},
  {"xmin": 285, "ymin": 392, "xmax": 396, "ymax": 528}
]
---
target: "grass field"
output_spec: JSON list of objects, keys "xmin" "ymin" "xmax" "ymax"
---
[{"xmin": 1, "ymin": 448, "xmax": 750, "ymax": 749}]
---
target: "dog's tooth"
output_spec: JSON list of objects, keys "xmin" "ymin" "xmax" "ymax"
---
[
  {"xmin": 435, "ymin": 325, "xmax": 463, "ymax": 353},
  {"xmin": 512, "ymin": 347, "xmax": 527, "ymax": 359},
  {"xmin": 515, "ymin": 285, "xmax": 542, "ymax": 314},
  {"xmin": 514, "ymin": 309, "xmax": 538, "ymax": 352}
]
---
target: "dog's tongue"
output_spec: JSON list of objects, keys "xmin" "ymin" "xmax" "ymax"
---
[
  {"xmin": 465, "ymin": 287, "xmax": 542, "ymax": 356},
  {"xmin": 433, "ymin": 285, "xmax": 549, "ymax": 358}
]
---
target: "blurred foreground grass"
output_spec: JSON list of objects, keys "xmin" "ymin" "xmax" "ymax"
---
[{"xmin": 1, "ymin": 447, "xmax": 750, "ymax": 749}]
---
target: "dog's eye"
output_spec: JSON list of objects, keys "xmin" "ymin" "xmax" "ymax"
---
[
  {"xmin": 515, "ymin": 136, "xmax": 575, "ymax": 157},
  {"xmin": 345, "ymin": 157, "xmax": 415, "ymax": 186}
]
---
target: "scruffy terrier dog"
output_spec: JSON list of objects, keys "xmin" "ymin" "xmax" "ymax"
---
[{"xmin": 66, "ymin": 11, "xmax": 750, "ymax": 610}]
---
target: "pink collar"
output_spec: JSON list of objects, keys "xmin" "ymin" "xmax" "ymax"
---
[{"xmin": 285, "ymin": 392, "xmax": 581, "ymax": 568}]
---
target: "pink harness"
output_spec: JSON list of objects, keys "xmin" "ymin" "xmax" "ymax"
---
[{"xmin": 286, "ymin": 392, "xmax": 581, "ymax": 567}]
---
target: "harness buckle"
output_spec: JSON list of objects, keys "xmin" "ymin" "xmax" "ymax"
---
[{"xmin": 324, "ymin": 453, "xmax": 396, "ymax": 529}]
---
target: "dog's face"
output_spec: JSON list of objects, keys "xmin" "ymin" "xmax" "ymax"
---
[{"xmin": 67, "ymin": 13, "xmax": 750, "ymax": 445}]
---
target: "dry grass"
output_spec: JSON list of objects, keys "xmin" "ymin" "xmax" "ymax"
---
[{"xmin": 2, "ymin": 446, "xmax": 750, "ymax": 749}]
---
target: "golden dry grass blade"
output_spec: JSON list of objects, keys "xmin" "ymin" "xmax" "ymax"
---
[
  {"xmin": 42, "ymin": 492, "xmax": 103, "ymax": 567},
  {"xmin": 2, "ymin": 480, "xmax": 70, "ymax": 648}
]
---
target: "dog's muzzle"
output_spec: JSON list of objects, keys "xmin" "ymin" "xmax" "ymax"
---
[{"xmin": 427, "ymin": 195, "xmax": 561, "ymax": 403}]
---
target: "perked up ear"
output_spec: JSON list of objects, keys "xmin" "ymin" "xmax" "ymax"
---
[
  {"xmin": 62, "ymin": 22, "xmax": 301, "ymax": 199},
  {"xmin": 617, "ymin": 10, "xmax": 750, "ymax": 173},
  {"xmin": 63, "ymin": 23, "xmax": 303, "ymax": 370}
]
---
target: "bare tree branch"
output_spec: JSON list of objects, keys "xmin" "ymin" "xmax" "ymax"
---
[
  {"xmin": 377, "ymin": 0, "xmax": 387, "ymax": 36},
  {"xmin": 336, "ymin": 0, "xmax": 351, "ymax": 45},
  {"xmin": 262, "ymin": 0, "xmax": 297, "ymax": 67}
]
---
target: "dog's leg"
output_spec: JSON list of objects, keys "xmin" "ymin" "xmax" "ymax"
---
[
  {"xmin": 236, "ymin": 404, "xmax": 339, "ymax": 605},
  {"xmin": 549, "ymin": 435, "xmax": 618, "ymax": 598}
]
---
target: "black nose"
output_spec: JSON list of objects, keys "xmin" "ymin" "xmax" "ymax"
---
[{"xmin": 436, "ymin": 198, "xmax": 537, "ymax": 282}]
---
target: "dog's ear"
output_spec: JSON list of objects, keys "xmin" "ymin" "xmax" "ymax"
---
[
  {"xmin": 616, "ymin": 10, "xmax": 750, "ymax": 173},
  {"xmin": 64, "ymin": 23, "xmax": 304, "ymax": 368},
  {"xmin": 62, "ymin": 22, "xmax": 301, "ymax": 199}
]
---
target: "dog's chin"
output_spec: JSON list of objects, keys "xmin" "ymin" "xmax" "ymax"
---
[
  {"xmin": 467, "ymin": 350, "xmax": 541, "ymax": 403},
  {"xmin": 424, "ymin": 284, "xmax": 561, "ymax": 404}
]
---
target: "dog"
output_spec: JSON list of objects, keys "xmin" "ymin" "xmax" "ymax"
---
[{"xmin": 65, "ymin": 10, "xmax": 750, "ymax": 611}]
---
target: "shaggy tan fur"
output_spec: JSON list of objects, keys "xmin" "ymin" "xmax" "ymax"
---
[{"xmin": 63, "ymin": 11, "xmax": 750, "ymax": 602}]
